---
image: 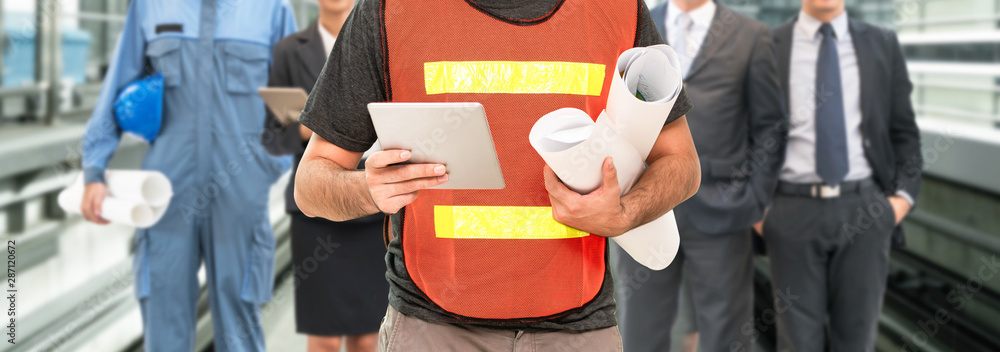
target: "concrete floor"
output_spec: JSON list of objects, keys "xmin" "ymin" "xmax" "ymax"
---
[{"xmin": 263, "ymin": 277, "xmax": 309, "ymax": 351}]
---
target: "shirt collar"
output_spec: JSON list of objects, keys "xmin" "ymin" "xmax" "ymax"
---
[
  {"xmin": 667, "ymin": 0, "xmax": 716, "ymax": 29},
  {"xmin": 796, "ymin": 10, "xmax": 849, "ymax": 41},
  {"xmin": 317, "ymin": 23, "xmax": 337, "ymax": 58}
]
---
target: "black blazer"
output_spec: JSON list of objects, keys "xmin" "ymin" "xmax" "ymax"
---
[
  {"xmin": 261, "ymin": 22, "xmax": 380, "ymax": 223},
  {"xmin": 652, "ymin": 3, "xmax": 788, "ymax": 234},
  {"xmin": 262, "ymin": 21, "xmax": 326, "ymax": 215},
  {"xmin": 772, "ymin": 17, "xmax": 922, "ymax": 247}
]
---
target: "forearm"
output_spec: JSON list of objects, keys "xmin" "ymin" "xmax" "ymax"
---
[
  {"xmin": 81, "ymin": 112, "xmax": 122, "ymax": 184},
  {"xmin": 294, "ymin": 157, "xmax": 379, "ymax": 221},
  {"xmin": 619, "ymin": 150, "xmax": 700, "ymax": 231},
  {"xmin": 747, "ymin": 124, "xmax": 786, "ymax": 206}
]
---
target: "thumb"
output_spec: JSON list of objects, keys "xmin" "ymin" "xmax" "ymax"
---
[
  {"xmin": 91, "ymin": 192, "xmax": 103, "ymax": 218},
  {"xmin": 603, "ymin": 157, "xmax": 619, "ymax": 191}
]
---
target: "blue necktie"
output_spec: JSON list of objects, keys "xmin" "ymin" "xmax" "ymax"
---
[{"xmin": 815, "ymin": 23, "xmax": 849, "ymax": 186}]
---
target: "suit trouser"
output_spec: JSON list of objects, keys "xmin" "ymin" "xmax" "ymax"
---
[
  {"xmin": 763, "ymin": 186, "xmax": 894, "ymax": 352},
  {"xmin": 611, "ymin": 217, "xmax": 754, "ymax": 352}
]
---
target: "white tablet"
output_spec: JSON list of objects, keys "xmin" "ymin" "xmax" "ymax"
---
[
  {"xmin": 367, "ymin": 102, "xmax": 505, "ymax": 189},
  {"xmin": 257, "ymin": 87, "xmax": 308, "ymax": 127}
]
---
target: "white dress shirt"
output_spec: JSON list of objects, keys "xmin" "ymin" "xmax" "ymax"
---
[
  {"xmin": 318, "ymin": 23, "xmax": 336, "ymax": 59},
  {"xmin": 666, "ymin": 0, "xmax": 715, "ymax": 77},
  {"xmin": 780, "ymin": 11, "xmax": 872, "ymax": 185}
]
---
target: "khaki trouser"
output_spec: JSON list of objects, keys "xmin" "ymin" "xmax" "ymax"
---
[{"xmin": 377, "ymin": 306, "xmax": 623, "ymax": 352}]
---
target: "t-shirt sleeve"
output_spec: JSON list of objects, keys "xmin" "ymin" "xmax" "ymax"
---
[
  {"xmin": 298, "ymin": 0, "xmax": 384, "ymax": 153},
  {"xmin": 635, "ymin": 0, "xmax": 693, "ymax": 126}
]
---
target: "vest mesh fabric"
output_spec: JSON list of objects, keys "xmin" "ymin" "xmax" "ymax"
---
[{"xmin": 386, "ymin": 0, "xmax": 636, "ymax": 320}]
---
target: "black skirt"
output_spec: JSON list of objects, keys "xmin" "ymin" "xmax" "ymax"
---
[{"xmin": 289, "ymin": 212, "xmax": 389, "ymax": 336}]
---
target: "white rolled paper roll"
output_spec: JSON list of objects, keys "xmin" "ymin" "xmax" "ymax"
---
[
  {"xmin": 103, "ymin": 170, "xmax": 173, "ymax": 207},
  {"xmin": 529, "ymin": 108, "xmax": 644, "ymax": 194},
  {"xmin": 58, "ymin": 183, "xmax": 157, "ymax": 228},
  {"xmin": 528, "ymin": 45, "xmax": 685, "ymax": 270},
  {"xmin": 529, "ymin": 109, "xmax": 680, "ymax": 270},
  {"xmin": 606, "ymin": 45, "xmax": 684, "ymax": 162},
  {"xmin": 58, "ymin": 171, "xmax": 173, "ymax": 228},
  {"xmin": 615, "ymin": 211, "xmax": 680, "ymax": 270}
]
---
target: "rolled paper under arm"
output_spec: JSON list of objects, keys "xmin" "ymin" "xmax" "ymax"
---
[
  {"xmin": 529, "ymin": 109, "xmax": 644, "ymax": 195},
  {"xmin": 58, "ymin": 182, "xmax": 156, "ymax": 228},
  {"xmin": 58, "ymin": 171, "xmax": 173, "ymax": 228},
  {"xmin": 528, "ymin": 44, "xmax": 685, "ymax": 270},
  {"xmin": 606, "ymin": 45, "xmax": 683, "ymax": 162},
  {"xmin": 103, "ymin": 170, "xmax": 173, "ymax": 207}
]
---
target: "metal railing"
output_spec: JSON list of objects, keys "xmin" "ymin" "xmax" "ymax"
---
[{"xmin": 0, "ymin": 132, "xmax": 292, "ymax": 351}]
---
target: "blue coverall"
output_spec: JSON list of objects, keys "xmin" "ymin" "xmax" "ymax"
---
[{"xmin": 81, "ymin": 0, "xmax": 296, "ymax": 350}]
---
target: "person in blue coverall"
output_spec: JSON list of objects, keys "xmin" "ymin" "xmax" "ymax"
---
[{"xmin": 78, "ymin": 0, "xmax": 296, "ymax": 350}]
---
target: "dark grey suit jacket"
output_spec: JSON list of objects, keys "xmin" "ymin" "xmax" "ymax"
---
[
  {"xmin": 772, "ymin": 17, "xmax": 922, "ymax": 248},
  {"xmin": 652, "ymin": 3, "xmax": 787, "ymax": 234}
]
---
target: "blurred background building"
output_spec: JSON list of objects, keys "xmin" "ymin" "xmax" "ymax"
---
[{"xmin": 1, "ymin": 0, "xmax": 998, "ymax": 351}]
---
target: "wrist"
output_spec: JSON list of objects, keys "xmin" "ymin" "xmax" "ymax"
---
[
  {"xmin": 611, "ymin": 202, "xmax": 635, "ymax": 237},
  {"xmin": 83, "ymin": 167, "xmax": 106, "ymax": 184},
  {"xmin": 894, "ymin": 190, "xmax": 915, "ymax": 207},
  {"xmin": 356, "ymin": 170, "xmax": 382, "ymax": 215},
  {"xmin": 889, "ymin": 195, "xmax": 912, "ymax": 210}
]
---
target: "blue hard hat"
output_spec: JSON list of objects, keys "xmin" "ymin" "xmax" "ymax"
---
[{"xmin": 114, "ymin": 73, "xmax": 164, "ymax": 143}]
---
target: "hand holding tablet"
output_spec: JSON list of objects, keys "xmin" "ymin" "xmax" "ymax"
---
[
  {"xmin": 367, "ymin": 102, "xmax": 505, "ymax": 190},
  {"xmin": 258, "ymin": 87, "xmax": 309, "ymax": 127},
  {"xmin": 362, "ymin": 149, "xmax": 449, "ymax": 214}
]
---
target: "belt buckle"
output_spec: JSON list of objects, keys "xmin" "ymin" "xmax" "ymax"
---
[{"xmin": 812, "ymin": 184, "xmax": 841, "ymax": 198}]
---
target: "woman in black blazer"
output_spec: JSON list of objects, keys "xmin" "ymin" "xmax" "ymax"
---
[{"xmin": 261, "ymin": 1, "xmax": 386, "ymax": 351}]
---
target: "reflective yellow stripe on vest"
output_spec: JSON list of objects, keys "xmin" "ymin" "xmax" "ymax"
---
[
  {"xmin": 434, "ymin": 205, "xmax": 590, "ymax": 239},
  {"xmin": 424, "ymin": 61, "xmax": 606, "ymax": 96}
]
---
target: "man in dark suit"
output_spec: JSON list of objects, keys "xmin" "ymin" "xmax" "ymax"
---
[
  {"xmin": 763, "ymin": 0, "xmax": 922, "ymax": 349},
  {"xmin": 611, "ymin": 0, "xmax": 786, "ymax": 351},
  {"xmin": 261, "ymin": 1, "xmax": 388, "ymax": 351}
]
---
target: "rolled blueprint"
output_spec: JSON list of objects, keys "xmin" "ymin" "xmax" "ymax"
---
[
  {"xmin": 606, "ymin": 45, "xmax": 683, "ymax": 161},
  {"xmin": 529, "ymin": 45, "xmax": 684, "ymax": 270},
  {"xmin": 58, "ymin": 183, "xmax": 157, "ymax": 228},
  {"xmin": 103, "ymin": 170, "xmax": 173, "ymax": 207},
  {"xmin": 58, "ymin": 171, "xmax": 173, "ymax": 228},
  {"xmin": 529, "ymin": 109, "xmax": 644, "ymax": 194}
]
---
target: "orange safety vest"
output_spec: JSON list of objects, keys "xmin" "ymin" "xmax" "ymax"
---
[{"xmin": 385, "ymin": 0, "xmax": 637, "ymax": 320}]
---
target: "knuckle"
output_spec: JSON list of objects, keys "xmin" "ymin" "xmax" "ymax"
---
[
  {"xmin": 391, "ymin": 167, "xmax": 409, "ymax": 181},
  {"xmin": 394, "ymin": 183, "xmax": 413, "ymax": 196},
  {"xmin": 424, "ymin": 177, "xmax": 441, "ymax": 188},
  {"xmin": 399, "ymin": 183, "xmax": 417, "ymax": 195},
  {"xmin": 403, "ymin": 166, "xmax": 420, "ymax": 180}
]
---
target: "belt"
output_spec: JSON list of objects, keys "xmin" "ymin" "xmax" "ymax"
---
[{"xmin": 776, "ymin": 178, "xmax": 875, "ymax": 199}]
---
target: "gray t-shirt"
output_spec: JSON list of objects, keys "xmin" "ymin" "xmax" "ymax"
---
[{"xmin": 299, "ymin": 0, "xmax": 693, "ymax": 331}]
